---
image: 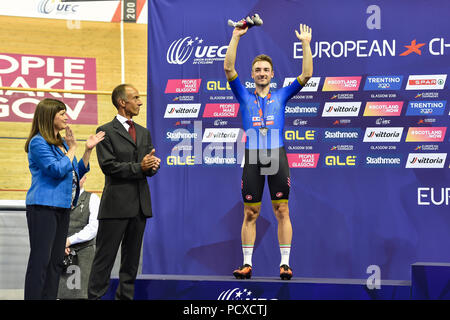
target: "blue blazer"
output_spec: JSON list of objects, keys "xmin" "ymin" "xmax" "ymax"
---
[{"xmin": 26, "ymin": 133, "xmax": 89, "ymax": 208}]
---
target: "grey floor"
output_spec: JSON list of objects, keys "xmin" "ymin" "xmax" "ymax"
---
[{"xmin": 0, "ymin": 205, "xmax": 137, "ymax": 300}]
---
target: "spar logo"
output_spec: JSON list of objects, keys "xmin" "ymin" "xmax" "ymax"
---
[
  {"xmin": 405, "ymin": 75, "xmax": 447, "ymax": 90},
  {"xmin": 38, "ymin": 0, "xmax": 79, "ymax": 14},
  {"xmin": 166, "ymin": 36, "xmax": 228, "ymax": 65},
  {"xmin": 406, "ymin": 153, "xmax": 447, "ymax": 168}
]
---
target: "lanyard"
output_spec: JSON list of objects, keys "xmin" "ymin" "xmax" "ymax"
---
[{"xmin": 254, "ymin": 91, "xmax": 271, "ymax": 128}]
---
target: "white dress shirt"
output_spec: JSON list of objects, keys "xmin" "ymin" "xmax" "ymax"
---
[
  {"xmin": 68, "ymin": 189, "xmax": 100, "ymax": 246},
  {"xmin": 116, "ymin": 114, "xmax": 133, "ymax": 132}
]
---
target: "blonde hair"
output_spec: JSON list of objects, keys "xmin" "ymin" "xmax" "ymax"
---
[
  {"xmin": 251, "ymin": 54, "xmax": 273, "ymax": 70},
  {"xmin": 25, "ymin": 99, "xmax": 66, "ymax": 152}
]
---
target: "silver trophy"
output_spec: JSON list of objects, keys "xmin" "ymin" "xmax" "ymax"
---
[{"xmin": 228, "ymin": 13, "xmax": 263, "ymax": 29}]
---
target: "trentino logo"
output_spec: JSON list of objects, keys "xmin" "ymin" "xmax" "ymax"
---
[
  {"xmin": 364, "ymin": 76, "xmax": 403, "ymax": 90},
  {"xmin": 406, "ymin": 101, "xmax": 447, "ymax": 116}
]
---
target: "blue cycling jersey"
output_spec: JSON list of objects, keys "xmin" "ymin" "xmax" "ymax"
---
[{"xmin": 228, "ymin": 75, "xmax": 303, "ymax": 149}]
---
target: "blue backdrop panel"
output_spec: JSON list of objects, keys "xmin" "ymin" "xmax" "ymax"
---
[{"xmin": 144, "ymin": 0, "xmax": 450, "ymax": 280}]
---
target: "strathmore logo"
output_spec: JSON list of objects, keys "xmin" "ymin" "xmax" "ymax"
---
[{"xmin": 166, "ymin": 36, "xmax": 227, "ymax": 65}]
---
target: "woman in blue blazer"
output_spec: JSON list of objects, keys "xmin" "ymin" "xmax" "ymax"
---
[{"xmin": 24, "ymin": 98, "xmax": 104, "ymax": 300}]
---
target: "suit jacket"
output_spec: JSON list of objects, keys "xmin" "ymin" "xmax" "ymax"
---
[
  {"xmin": 96, "ymin": 117, "xmax": 158, "ymax": 219},
  {"xmin": 26, "ymin": 133, "xmax": 89, "ymax": 208}
]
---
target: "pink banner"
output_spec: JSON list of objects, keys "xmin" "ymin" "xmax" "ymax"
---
[
  {"xmin": 202, "ymin": 103, "xmax": 239, "ymax": 117},
  {"xmin": 0, "ymin": 53, "xmax": 97, "ymax": 124},
  {"xmin": 322, "ymin": 76, "xmax": 362, "ymax": 91},
  {"xmin": 165, "ymin": 79, "xmax": 202, "ymax": 93},
  {"xmin": 405, "ymin": 127, "xmax": 447, "ymax": 142},
  {"xmin": 287, "ymin": 153, "xmax": 320, "ymax": 168},
  {"xmin": 363, "ymin": 101, "xmax": 403, "ymax": 116}
]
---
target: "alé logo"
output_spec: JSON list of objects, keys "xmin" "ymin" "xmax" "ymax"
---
[{"xmin": 167, "ymin": 36, "xmax": 228, "ymax": 65}]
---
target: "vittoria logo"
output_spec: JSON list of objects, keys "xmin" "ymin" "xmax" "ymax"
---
[
  {"xmin": 363, "ymin": 127, "xmax": 404, "ymax": 142},
  {"xmin": 322, "ymin": 102, "xmax": 361, "ymax": 117},
  {"xmin": 405, "ymin": 153, "xmax": 447, "ymax": 168},
  {"xmin": 202, "ymin": 128, "xmax": 240, "ymax": 142},
  {"xmin": 283, "ymin": 77, "xmax": 321, "ymax": 92},
  {"xmin": 164, "ymin": 104, "xmax": 201, "ymax": 118}
]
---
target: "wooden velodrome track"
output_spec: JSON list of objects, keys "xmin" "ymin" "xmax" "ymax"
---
[{"xmin": 0, "ymin": 15, "xmax": 147, "ymax": 200}]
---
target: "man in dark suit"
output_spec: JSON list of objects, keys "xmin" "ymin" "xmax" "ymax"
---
[{"xmin": 88, "ymin": 84, "xmax": 160, "ymax": 300}]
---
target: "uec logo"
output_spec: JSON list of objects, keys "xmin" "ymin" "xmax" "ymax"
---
[
  {"xmin": 167, "ymin": 36, "xmax": 228, "ymax": 65},
  {"xmin": 38, "ymin": 0, "xmax": 79, "ymax": 14}
]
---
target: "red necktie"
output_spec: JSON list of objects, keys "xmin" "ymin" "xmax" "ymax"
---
[{"xmin": 126, "ymin": 120, "xmax": 136, "ymax": 143}]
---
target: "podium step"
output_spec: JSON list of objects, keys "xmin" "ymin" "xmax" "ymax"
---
[
  {"xmin": 412, "ymin": 262, "xmax": 450, "ymax": 299},
  {"xmin": 104, "ymin": 274, "xmax": 411, "ymax": 300}
]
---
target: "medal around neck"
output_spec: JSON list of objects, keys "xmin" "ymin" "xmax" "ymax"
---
[
  {"xmin": 228, "ymin": 13, "xmax": 263, "ymax": 29},
  {"xmin": 259, "ymin": 127, "xmax": 268, "ymax": 136}
]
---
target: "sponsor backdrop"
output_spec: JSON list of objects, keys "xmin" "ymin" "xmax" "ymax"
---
[{"xmin": 144, "ymin": 0, "xmax": 450, "ymax": 280}]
